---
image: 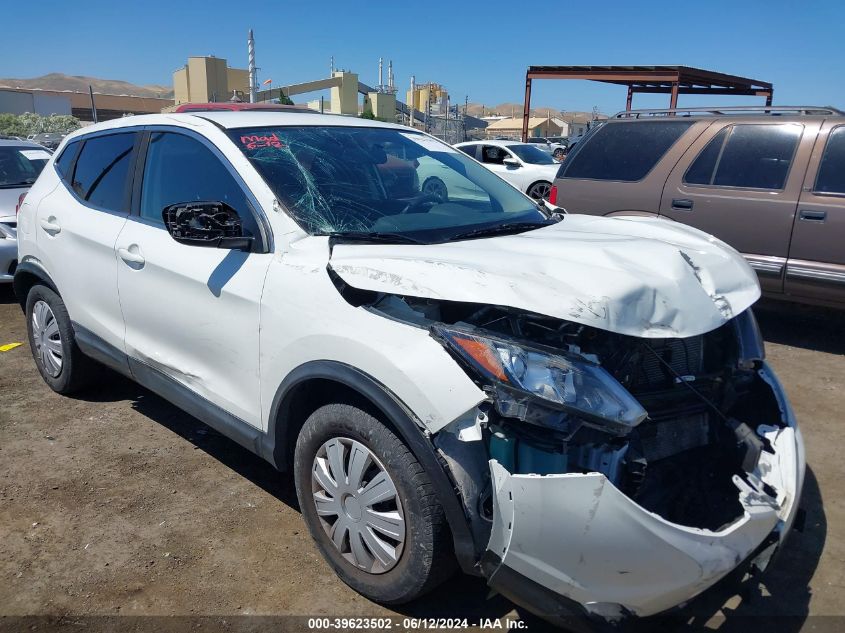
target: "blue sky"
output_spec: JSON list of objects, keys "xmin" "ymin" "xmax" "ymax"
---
[{"xmin": 2, "ymin": 0, "xmax": 843, "ymax": 114}]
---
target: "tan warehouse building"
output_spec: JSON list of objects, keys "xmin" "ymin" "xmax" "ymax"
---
[{"xmin": 173, "ymin": 56, "xmax": 250, "ymax": 105}]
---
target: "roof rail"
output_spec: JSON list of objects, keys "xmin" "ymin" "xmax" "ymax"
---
[{"xmin": 613, "ymin": 106, "xmax": 845, "ymax": 119}]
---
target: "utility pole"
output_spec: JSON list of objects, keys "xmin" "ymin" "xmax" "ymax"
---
[{"xmin": 88, "ymin": 85, "xmax": 98, "ymax": 124}]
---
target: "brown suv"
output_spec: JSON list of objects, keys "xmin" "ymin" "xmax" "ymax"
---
[{"xmin": 553, "ymin": 106, "xmax": 845, "ymax": 308}]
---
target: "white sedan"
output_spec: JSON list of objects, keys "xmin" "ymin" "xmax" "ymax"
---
[{"xmin": 454, "ymin": 140, "xmax": 560, "ymax": 200}]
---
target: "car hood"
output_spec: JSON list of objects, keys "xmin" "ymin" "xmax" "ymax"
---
[{"xmin": 328, "ymin": 214, "xmax": 760, "ymax": 338}]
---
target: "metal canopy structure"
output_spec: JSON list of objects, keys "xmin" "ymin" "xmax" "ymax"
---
[{"xmin": 521, "ymin": 65, "xmax": 774, "ymax": 141}]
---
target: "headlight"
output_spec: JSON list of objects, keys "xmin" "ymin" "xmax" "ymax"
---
[{"xmin": 432, "ymin": 325, "xmax": 647, "ymax": 434}]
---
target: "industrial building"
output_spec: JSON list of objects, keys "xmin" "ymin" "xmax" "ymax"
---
[{"xmin": 172, "ymin": 56, "xmax": 250, "ymax": 105}]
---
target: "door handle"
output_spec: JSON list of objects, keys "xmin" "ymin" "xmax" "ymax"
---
[
  {"xmin": 671, "ymin": 198, "xmax": 694, "ymax": 211},
  {"xmin": 799, "ymin": 209, "xmax": 827, "ymax": 222},
  {"xmin": 117, "ymin": 246, "xmax": 145, "ymax": 265},
  {"xmin": 39, "ymin": 217, "xmax": 61, "ymax": 234}
]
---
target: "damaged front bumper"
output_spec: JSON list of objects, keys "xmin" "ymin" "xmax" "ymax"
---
[{"xmin": 482, "ymin": 362, "xmax": 805, "ymax": 621}]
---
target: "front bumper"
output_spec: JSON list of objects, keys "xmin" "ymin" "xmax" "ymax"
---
[{"xmin": 483, "ymin": 362, "xmax": 805, "ymax": 621}]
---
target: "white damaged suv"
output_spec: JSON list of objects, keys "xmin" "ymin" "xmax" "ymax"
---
[{"xmin": 15, "ymin": 112, "xmax": 804, "ymax": 626}]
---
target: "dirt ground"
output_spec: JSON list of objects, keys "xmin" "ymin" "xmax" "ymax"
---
[{"xmin": 1, "ymin": 284, "xmax": 843, "ymax": 632}]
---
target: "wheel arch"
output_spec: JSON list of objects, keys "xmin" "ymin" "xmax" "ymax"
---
[
  {"xmin": 265, "ymin": 360, "xmax": 480, "ymax": 574},
  {"xmin": 13, "ymin": 260, "xmax": 59, "ymax": 310}
]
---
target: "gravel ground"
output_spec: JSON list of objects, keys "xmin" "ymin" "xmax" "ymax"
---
[{"xmin": 1, "ymin": 284, "xmax": 843, "ymax": 632}]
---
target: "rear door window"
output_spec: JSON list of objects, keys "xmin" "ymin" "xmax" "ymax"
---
[
  {"xmin": 458, "ymin": 145, "xmax": 478, "ymax": 159},
  {"xmin": 71, "ymin": 133, "xmax": 137, "ymax": 212},
  {"xmin": 684, "ymin": 124, "xmax": 802, "ymax": 190},
  {"xmin": 814, "ymin": 126, "xmax": 845, "ymax": 195},
  {"xmin": 561, "ymin": 121, "xmax": 692, "ymax": 181}
]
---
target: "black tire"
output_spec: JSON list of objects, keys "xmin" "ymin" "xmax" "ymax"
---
[
  {"xmin": 294, "ymin": 403, "xmax": 455, "ymax": 604},
  {"xmin": 553, "ymin": 148, "xmax": 566, "ymax": 160},
  {"xmin": 421, "ymin": 176, "xmax": 448, "ymax": 202},
  {"xmin": 25, "ymin": 284, "xmax": 95, "ymax": 394}
]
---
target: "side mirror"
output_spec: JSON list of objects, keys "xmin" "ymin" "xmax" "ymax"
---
[
  {"xmin": 162, "ymin": 201, "xmax": 253, "ymax": 251},
  {"xmin": 502, "ymin": 157, "xmax": 520, "ymax": 168}
]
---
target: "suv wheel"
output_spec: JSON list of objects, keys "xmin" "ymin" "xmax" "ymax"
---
[
  {"xmin": 527, "ymin": 181, "xmax": 553, "ymax": 200},
  {"xmin": 294, "ymin": 403, "xmax": 454, "ymax": 604},
  {"xmin": 25, "ymin": 285, "xmax": 95, "ymax": 394},
  {"xmin": 552, "ymin": 148, "xmax": 566, "ymax": 160}
]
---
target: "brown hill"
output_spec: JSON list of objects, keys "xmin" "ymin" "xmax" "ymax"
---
[{"xmin": 0, "ymin": 73, "xmax": 173, "ymax": 98}]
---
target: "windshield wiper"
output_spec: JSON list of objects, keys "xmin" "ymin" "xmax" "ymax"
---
[
  {"xmin": 447, "ymin": 220, "xmax": 558, "ymax": 242},
  {"xmin": 322, "ymin": 231, "xmax": 423, "ymax": 245}
]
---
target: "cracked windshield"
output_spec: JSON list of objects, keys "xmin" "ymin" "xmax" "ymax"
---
[{"xmin": 230, "ymin": 126, "xmax": 552, "ymax": 242}]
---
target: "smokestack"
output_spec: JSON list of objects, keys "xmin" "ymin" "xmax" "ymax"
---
[
  {"xmin": 410, "ymin": 75, "xmax": 416, "ymax": 127},
  {"xmin": 388, "ymin": 60, "xmax": 394, "ymax": 89},
  {"xmin": 330, "ymin": 55, "xmax": 334, "ymax": 75},
  {"xmin": 248, "ymin": 29, "xmax": 257, "ymax": 103},
  {"xmin": 378, "ymin": 57, "xmax": 383, "ymax": 89}
]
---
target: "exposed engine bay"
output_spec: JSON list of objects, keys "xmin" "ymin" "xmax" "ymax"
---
[{"xmin": 339, "ymin": 282, "xmax": 784, "ymax": 535}]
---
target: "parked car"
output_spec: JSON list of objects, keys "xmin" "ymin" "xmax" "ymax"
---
[
  {"xmin": 15, "ymin": 112, "xmax": 804, "ymax": 628},
  {"xmin": 526, "ymin": 136, "xmax": 567, "ymax": 159},
  {"xmin": 554, "ymin": 106, "xmax": 845, "ymax": 309},
  {"xmin": 455, "ymin": 140, "xmax": 560, "ymax": 200},
  {"xmin": 172, "ymin": 102, "xmax": 316, "ymax": 113},
  {"xmin": 546, "ymin": 136, "xmax": 570, "ymax": 159},
  {"xmin": 0, "ymin": 139, "xmax": 52, "ymax": 282},
  {"xmin": 28, "ymin": 132, "xmax": 66, "ymax": 151}
]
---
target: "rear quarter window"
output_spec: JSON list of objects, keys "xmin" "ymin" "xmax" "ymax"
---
[
  {"xmin": 561, "ymin": 121, "xmax": 693, "ymax": 182},
  {"xmin": 814, "ymin": 126, "xmax": 845, "ymax": 195}
]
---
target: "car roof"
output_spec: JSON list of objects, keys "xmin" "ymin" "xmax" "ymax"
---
[
  {"xmin": 60, "ymin": 111, "xmax": 411, "ymax": 144},
  {"xmin": 0, "ymin": 138, "xmax": 48, "ymax": 149}
]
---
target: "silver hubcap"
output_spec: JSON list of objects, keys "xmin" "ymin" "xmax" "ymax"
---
[
  {"xmin": 529, "ymin": 182, "xmax": 552, "ymax": 200},
  {"xmin": 422, "ymin": 179, "xmax": 447, "ymax": 200},
  {"xmin": 32, "ymin": 300, "xmax": 63, "ymax": 377},
  {"xmin": 311, "ymin": 437, "xmax": 405, "ymax": 574}
]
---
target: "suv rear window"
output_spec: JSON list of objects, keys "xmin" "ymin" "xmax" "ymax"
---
[
  {"xmin": 71, "ymin": 133, "xmax": 137, "ymax": 212},
  {"xmin": 561, "ymin": 121, "xmax": 692, "ymax": 182},
  {"xmin": 684, "ymin": 124, "xmax": 802, "ymax": 190},
  {"xmin": 815, "ymin": 126, "xmax": 845, "ymax": 195}
]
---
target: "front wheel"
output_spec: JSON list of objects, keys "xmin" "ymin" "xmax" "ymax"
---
[
  {"xmin": 527, "ymin": 181, "xmax": 553, "ymax": 201},
  {"xmin": 294, "ymin": 403, "xmax": 455, "ymax": 604}
]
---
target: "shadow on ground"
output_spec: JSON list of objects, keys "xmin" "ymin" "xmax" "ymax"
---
[{"xmin": 755, "ymin": 299, "xmax": 845, "ymax": 355}]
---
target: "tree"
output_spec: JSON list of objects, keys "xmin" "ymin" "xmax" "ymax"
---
[{"xmin": 0, "ymin": 113, "xmax": 82, "ymax": 137}]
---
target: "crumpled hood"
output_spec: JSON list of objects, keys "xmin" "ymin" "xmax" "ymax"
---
[{"xmin": 329, "ymin": 214, "xmax": 760, "ymax": 338}]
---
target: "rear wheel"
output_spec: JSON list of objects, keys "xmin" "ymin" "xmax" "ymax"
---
[
  {"xmin": 527, "ymin": 181, "xmax": 553, "ymax": 201},
  {"xmin": 421, "ymin": 176, "xmax": 448, "ymax": 202},
  {"xmin": 25, "ymin": 285, "xmax": 95, "ymax": 394},
  {"xmin": 294, "ymin": 403, "xmax": 455, "ymax": 604},
  {"xmin": 553, "ymin": 148, "xmax": 566, "ymax": 160}
]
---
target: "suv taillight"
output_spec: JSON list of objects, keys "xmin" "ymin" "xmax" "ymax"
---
[
  {"xmin": 16, "ymin": 192, "xmax": 26, "ymax": 215},
  {"xmin": 548, "ymin": 185, "xmax": 558, "ymax": 205}
]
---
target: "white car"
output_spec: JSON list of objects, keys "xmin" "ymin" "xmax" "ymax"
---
[
  {"xmin": 0, "ymin": 140, "xmax": 52, "ymax": 283},
  {"xmin": 455, "ymin": 140, "xmax": 561, "ymax": 200},
  {"xmin": 15, "ymin": 112, "xmax": 804, "ymax": 628}
]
